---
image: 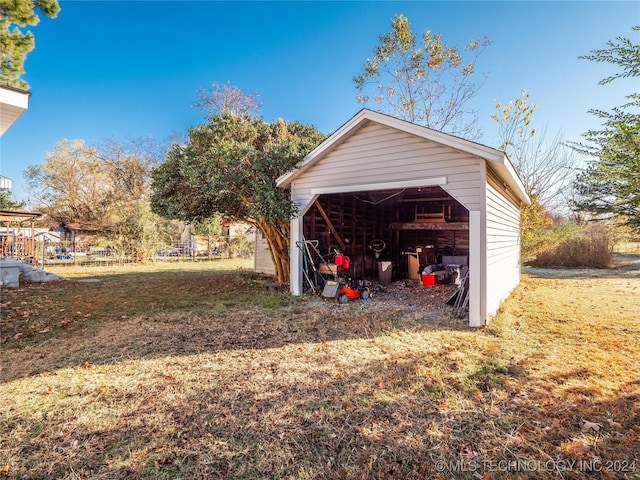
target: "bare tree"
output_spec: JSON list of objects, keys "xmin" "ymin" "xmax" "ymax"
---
[
  {"xmin": 25, "ymin": 139, "xmax": 112, "ymax": 225},
  {"xmin": 492, "ymin": 90, "xmax": 579, "ymax": 212},
  {"xmin": 193, "ymin": 82, "xmax": 262, "ymax": 119}
]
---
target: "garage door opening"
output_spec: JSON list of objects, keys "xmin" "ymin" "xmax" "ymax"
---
[{"xmin": 302, "ymin": 186, "xmax": 469, "ymax": 284}]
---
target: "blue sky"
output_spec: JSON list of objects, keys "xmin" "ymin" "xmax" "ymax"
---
[{"xmin": 1, "ymin": 1, "xmax": 638, "ymax": 205}]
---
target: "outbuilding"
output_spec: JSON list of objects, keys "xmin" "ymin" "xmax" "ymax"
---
[{"xmin": 263, "ymin": 109, "xmax": 530, "ymax": 327}]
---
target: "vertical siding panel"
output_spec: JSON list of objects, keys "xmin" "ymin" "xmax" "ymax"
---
[
  {"xmin": 254, "ymin": 231, "xmax": 276, "ymax": 276},
  {"xmin": 485, "ymin": 179, "xmax": 521, "ymax": 319}
]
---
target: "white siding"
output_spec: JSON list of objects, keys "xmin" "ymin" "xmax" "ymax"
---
[
  {"xmin": 485, "ymin": 176, "xmax": 521, "ymax": 320},
  {"xmin": 254, "ymin": 231, "xmax": 276, "ymax": 276},
  {"xmin": 291, "ymin": 122, "xmax": 484, "ymax": 212},
  {"xmin": 283, "ymin": 116, "xmax": 526, "ymax": 326}
]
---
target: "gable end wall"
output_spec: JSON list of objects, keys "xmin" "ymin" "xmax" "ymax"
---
[{"xmin": 290, "ymin": 122, "xmax": 485, "ymax": 212}]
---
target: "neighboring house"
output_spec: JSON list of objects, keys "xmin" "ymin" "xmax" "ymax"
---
[
  {"xmin": 54, "ymin": 222, "xmax": 104, "ymax": 243},
  {"xmin": 0, "ymin": 84, "xmax": 29, "ymax": 136},
  {"xmin": 179, "ymin": 220, "xmax": 255, "ymax": 255},
  {"xmin": 267, "ymin": 109, "xmax": 530, "ymax": 327}
]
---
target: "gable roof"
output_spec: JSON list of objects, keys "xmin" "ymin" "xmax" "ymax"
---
[{"xmin": 277, "ymin": 109, "xmax": 530, "ymax": 205}]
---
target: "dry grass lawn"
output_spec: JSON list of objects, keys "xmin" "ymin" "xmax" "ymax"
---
[{"xmin": 1, "ymin": 255, "xmax": 639, "ymax": 479}]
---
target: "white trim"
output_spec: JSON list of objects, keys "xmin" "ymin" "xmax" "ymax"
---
[
  {"xmin": 290, "ymin": 215, "xmax": 304, "ymax": 295},
  {"xmin": 296, "ymin": 194, "xmax": 319, "ymax": 216},
  {"xmin": 479, "ymin": 161, "xmax": 488, "ymax": 324},
  {"xmin": 310, "ymin": 176, "xmax": 447, "ymax": 196},
  {"xmin": 490, "ymin": 154, "xmax": 530, "ymax": 206},
  {"xmin": 469, "ymin": 211, "xmax": 483, "ymax": 327},
  {"xmin": 0, "ymin": 86, "xmax": 30, "ymax": 137}
]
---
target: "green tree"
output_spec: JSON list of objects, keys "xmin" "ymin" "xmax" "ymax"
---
[
  {"xmin": 109, "ymin": 199, "xmax": 168, "ymax": 263},
  {"xmin": 0, "ymin": 0, "xmax": 60, "ymax": 89},
  {"xmin": 0, "ymin": 190, "xmax": 25, "ymax": 210},
  {"xmin": 572, "ymin": 27, "xmax": 640, "ymax": 231},
  {"xmin": 354, "ymin": 14, "xmax": 490, "ymax": 138},
  {"xmin": 192, "ymin": 214, "xmax": 224, "ymax": 259},
  {"xmin": 580, "ymin": 26, "xmax": 640, "ymax": 84},
  {"xmin": 150, "ymin": 113, "xmax": 325, "ymax": 282}
]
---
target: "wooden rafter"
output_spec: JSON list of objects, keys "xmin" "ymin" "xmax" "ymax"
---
[{"xmin": 313, "ymin": 200, "xmax": 346, "ymax": 252}]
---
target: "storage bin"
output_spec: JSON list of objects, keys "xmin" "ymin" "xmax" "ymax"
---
[
  {"xmin": 377, "ymin": 261, "xmax": 393, "ymax": 285},
  {"xmin": 422, "ymin": 273, "xmax": 436, "ymax": 286}
]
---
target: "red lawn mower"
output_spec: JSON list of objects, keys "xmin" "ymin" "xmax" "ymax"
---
[{"xmin": 296, "ymin": 239, "xmax": 370, "ymax": 303}]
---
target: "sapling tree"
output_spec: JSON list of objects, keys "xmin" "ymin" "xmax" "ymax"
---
[{"xmin": 354, "ymin": 14, "xmax": 490, "ymax": 139}]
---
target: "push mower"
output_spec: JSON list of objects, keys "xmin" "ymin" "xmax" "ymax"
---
[
  {"xmin": 296, "ymin": 238, "xmax": 371, "ymax": 304},
  {"xmin": 321, "ymin": 275, "xmax": 371, "ymax": 304}
]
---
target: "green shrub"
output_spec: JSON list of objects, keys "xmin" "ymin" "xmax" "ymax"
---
[{"xmin": 228, "ymin": 234, "xmax": 254, "ymax": 258}]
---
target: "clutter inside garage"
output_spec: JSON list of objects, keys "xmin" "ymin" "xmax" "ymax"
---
[{"xmin": 298, "ymin": 186, "xmax": 470, "ymax": 314}]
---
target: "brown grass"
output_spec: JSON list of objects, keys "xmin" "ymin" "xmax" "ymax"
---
[{"xmin": 1, "ymin": 256, "xmax": 639, "ymax": 479}]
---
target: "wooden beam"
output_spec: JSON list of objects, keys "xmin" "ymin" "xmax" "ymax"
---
[
  {"xmin": 400, "ymin": 197, "xmax": 453, "ymax": 203},
  {"xmin": 314, "ymin": 200, "xmax": 346, "ymax": 252},
  {"xmin": 390, "ymin": 222, "xmax": 469, "ymax": 231}
]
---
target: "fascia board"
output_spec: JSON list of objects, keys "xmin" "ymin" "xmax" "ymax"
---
[
  {"xmin": 490, "ymin": 154, "xmax": 531, "ymax": 205},
  {"xmin": 0, "ymin": 86, "xmax": 30, "ymax": 136}
]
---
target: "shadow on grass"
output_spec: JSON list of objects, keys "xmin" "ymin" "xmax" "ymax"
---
[
  {"xmin": 2, "ymin": 349, "xmax": 638, "ymax": 479},
  {"xmin": 1, "ymin": 267, "xmax": 468, "ymax": 384}
]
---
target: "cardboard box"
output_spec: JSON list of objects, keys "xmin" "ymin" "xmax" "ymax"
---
[
  {"xmin": 318, "ymin": 263, "xmax": 339, "ymax": 276},
  {"xmin": 407, "ymin": 254, "xmax": 420, "ymax": 280}
]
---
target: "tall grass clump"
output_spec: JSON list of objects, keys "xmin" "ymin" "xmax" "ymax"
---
[
  {"xmin": 530, "ymin": 222, "xmax": 613, "ymax": 268},
  {"xmin": 520, "ymin": 196, "xmax": 583, "ymax": 262}
]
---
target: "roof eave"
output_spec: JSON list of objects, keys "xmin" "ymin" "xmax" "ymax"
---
[
  {"xmin": 0, "ymin": 85, "xmax": 30, "ymax": 136},
  {"xmin": 489, "ymin": 153, "xmax": 531, "ymax": 206}
]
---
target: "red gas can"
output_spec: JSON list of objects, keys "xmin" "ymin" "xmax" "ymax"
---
[{"xmin": 335, "ymin": 253, "xmax": 350, "ymax": 270}]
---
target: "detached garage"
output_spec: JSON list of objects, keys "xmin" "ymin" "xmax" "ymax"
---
[{"xmin": 268, "ymin": 109, "xmax": 529, "ymax": 327}]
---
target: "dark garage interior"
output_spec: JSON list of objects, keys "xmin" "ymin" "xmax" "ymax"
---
[{"xmin": 302, "ymin": 186, "xmax": 469, "ymax": 283}]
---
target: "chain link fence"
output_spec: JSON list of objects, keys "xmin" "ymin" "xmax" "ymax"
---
[{"xmin": 26, "ymin": 234, "xmax": 254, "ymax": 268}]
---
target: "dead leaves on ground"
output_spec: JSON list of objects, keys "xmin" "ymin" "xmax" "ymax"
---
[{"xmin": 1, "ymin": 265, "xmax": 639, "ymax": 479}]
